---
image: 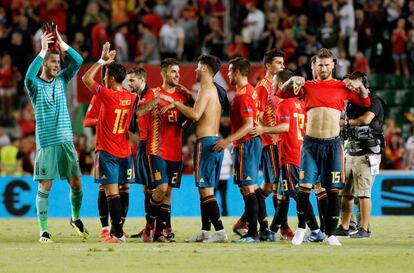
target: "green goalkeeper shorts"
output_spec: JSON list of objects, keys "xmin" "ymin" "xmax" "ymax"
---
[{"xmin": 34, "ymin": 142, "xmax": 82, "ymax": 181}]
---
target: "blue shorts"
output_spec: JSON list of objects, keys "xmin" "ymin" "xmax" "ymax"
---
[
  {"xmin": 194, "ymin": 136, "xmax": 224, "ymax": 188},
  {"xmin": 278, "ymin": 163, "xmax": 300, "ymax": 198},
  {"xmin": 94, "ymin": 151, "xmax": 135, "ymax": 185},
  {"xmin": 261, "ymin": 144, "xmax": 280, "ymax": 184},
  {"xmin": 148, "ymin": 155, "xmax": 183, "ymax": 188},
  {"xmin": 300, "ymin": 136, "xmax": 345, "ymax": 190},
  {"xmin": 134, "ymin": 141, "xmax": 150, "ymax": 186},
  {"xmin": 233, "ymin": 137, "xmax": 262, "ymax": 186}
]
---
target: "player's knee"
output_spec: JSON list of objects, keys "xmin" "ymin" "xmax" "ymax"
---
[
  {"xmin": 261, "ymin": 183, "xmax": 273, "ymax": 194},
  {"xmin": 277, "ymin": 195, "xmax": 289, "ymax": 201},
  {"xmin": 119, "ymin": 183, "xmax": 130, "ymax": 193},
  {"xmin": 39, "ymin": 180, "xmax": 52, "ymax": 191}
]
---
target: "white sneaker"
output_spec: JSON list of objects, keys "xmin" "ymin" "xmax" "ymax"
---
[
  {"xmin": 205, "ymin": 230, "xmax": 228, "ymax": 243},
  {"xmin": 326, "ymin": 235, "xmax": 342, "ymax": 246},
  {"xmin": 292, "ymin": 228, "xmax": 307, "ymax": 245},
  {"xmin": 185, "ymin": 231, "xmax": 211, "ymax": 243}
]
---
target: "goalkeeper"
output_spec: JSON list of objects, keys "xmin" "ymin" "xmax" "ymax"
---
[{"xmin": 24, "ymin": 22, "xmax": 89, "ymax": 243}]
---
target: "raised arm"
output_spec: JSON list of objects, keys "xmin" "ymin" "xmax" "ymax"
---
[
  {"xmin": 344, "ymin": 79, "xmax": 371, "ymax": 107},
  {"xmin": 276, "ymin": 76, "xmax": 305, "ymax": 98},
  {"xmin": 82, "ymin": 42, "xmax": 115, "ymax": 93},
  {"xmin": 24, "ymin": 32, "xmax": 54, "ymax": 92},
  {"xmin": 56, "ymin": 30, "xmax": 84, "ymax": 82}
]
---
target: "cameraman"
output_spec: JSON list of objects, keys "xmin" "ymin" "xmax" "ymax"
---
[{"xmin": 337, "ymin": 71, "xmax": 385, "ymax": 239}]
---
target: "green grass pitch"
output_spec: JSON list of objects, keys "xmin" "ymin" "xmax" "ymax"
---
[{"xmin": 2, "ymin": 217, "xmax": 414, "ymax": 273}]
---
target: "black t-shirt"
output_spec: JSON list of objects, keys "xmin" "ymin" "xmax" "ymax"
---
[{"xmin": 346, "ymin": 94, "xmax": 385, "ymax": 152}]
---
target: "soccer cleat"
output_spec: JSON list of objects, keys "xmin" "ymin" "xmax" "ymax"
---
[
  {"xmin": 291, "ymin": 228, "xmax": 307, "ymax": 245},
  {"xmin": 232, "ymin": 235, "xmax": 259, "ymax": 243},
  {"xmin": 185, "ymin": 231, "xmax": 211, "ymax": 243},
  {"xmin": 350, "ymin": 228, "xmax": 371, "ymax": 239},
  {"xmin": 141, "ymin": 224, "xmax": 154, "ymax": 243},
  {"xmin": 99, "ymin": 228, "xmax": 110, "ymax": 239},
  {"xmin": 259, "ymin": 229, "xmax": 272, "ymax": 242},
  {"xmin": 102, "ymin": 235, "xmax": 126, "ymax": 244},
  {"xmin": 335, "ymin": 225, "xmax": 350, "ymax": 237},
  {"xmin": 233, "ymin": 219, "xmax": 248, "ymax": 237},
  {"xmin": 154, "ymin": 235, "xmax": 176, "ymax": 243},
  {"xmin": 39, "ymin": 231, "xmax": 54, "ymax": 244},
  {"xmin": 163, "ymin": 227, "xmax": 175, "ymax": 239},
  {"xmin": 130, "ymin": 228, "xmax": 145, "ymax": 238},
  {"xmin": 280, "ymin": 227, "xmax": 294, "ymax": 241},
  {"xmin": 326, "ymin": 235, "xmax": 342, "ymax": 246},
  {"xmin": 70, "ymin": 218, "xmax": 89, "ymax": 240},
  {"xmin": 205, "ymin": 231, "xmax": 228, "ymax": 243},
  {"xmin": 269, "ymin": 230, "xmax": 277, "ymax": 242},
  {"xmin": 303, "ymin": 230, "xmax": 325, "ymax": 243}
]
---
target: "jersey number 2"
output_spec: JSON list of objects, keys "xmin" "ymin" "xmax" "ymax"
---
[{"xmin": 113, "ymin": 109, "xmax": 129, "ymax": 134}]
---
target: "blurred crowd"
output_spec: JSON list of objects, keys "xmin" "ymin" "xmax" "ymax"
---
[{"xmin": 1, "ymin": 0, "xmax": 414, "ymax": 174}]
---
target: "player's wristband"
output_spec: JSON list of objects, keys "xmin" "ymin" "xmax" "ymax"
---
[
  {"xmin": 60, "ymin": 41, "xmax": 69, "ymax": 51},
  {"xmin": 39, "ymin": 49, "xmax": 47, "ymax": 58},
  {"xmin": 97, "ymin": 59, "xmax": 105, "ymax": 65}
]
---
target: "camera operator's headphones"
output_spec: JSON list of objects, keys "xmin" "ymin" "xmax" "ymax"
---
[{"xmin": 349, "ymin": 71, "xmax": 369, "ymax": 89}]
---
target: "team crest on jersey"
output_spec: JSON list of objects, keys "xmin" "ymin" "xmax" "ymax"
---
[
  {"xmin": 294, "ymin": 102, "xmax": 302, "ymax": 109},
  {"xmin": 154, "ymin": 171, "xmax": 162, "ymax": 181}
]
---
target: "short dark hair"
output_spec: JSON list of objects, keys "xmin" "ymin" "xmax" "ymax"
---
[
  {"xmin": 349, "ymin": 71, "xmax": 369, "ymax": 88},
  {"xmin": 229, "ymin": 57, "xmax": 250, "ymax": 77},
  {"xmin": 276, "ymin": 69, "xmax": 294, "ymax": 84},
  {"xmin": 263, "ymin": 49, "xmax": 285, "ymax": 65},
  {"xmin": 128, "ymin": 66, "xmax": 147, "ymax": 80},
  {"xmin": 107, "ymin": 62, "xmax": 126, "ymax": 83},
  {"xmin": 160, "ymin": 58, "xmax": 179, "ymax": 72},
  {"xmin": 197, "ymin": 54, "xmax": 221, "ymax": 75},
  {"xmin": 44, "ymin": 50, "xmax": 60, "ymax": 61}
]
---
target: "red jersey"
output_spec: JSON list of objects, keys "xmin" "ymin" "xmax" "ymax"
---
[
  {"xmin": 92, "ymin": 83, "xmax": 136, "ymax": 158},
  {"xmin": 137, "ymin": 97, "xmax": 150, "ymax": 141},
  {"xmin": 277, "ymin": 79, "xmax": 371, "ymax": 111},
  {"xmin": 84, "ymin": 95, "xmax": 101, "ymax": 127},
  {"xmin": 145, "ymin": 87, "xmax": 190, "ymax": 162},
  {"xmin": 275, "ymin": 98, "xmax": 306, "ymax": 166},
  {"xmin": 256, "ymin": 78, "xmax": 277, "ymax": 147},
  {"xmin": 230, "ymin": 84, "xmax": 259, "ymax": 147}
]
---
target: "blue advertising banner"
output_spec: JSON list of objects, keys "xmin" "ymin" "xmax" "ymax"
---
[{"xmin": 1, "ymin": 171, "xmax": 413, "ymax": 218}]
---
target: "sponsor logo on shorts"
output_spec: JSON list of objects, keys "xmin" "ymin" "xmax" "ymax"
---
[
  {"xmin": 246, "ymin": 176, "xmax": 252, "ymax": 181},
  {"xmin": 41, "ymin": 168, "xmax": 46, "ymax": 175},
  {"xmin": 199, "ymin": 178, "xmax": 205, "ymax": 182},
  {"xmin": 299, "ymin": 171, "xmax": 305, "ymax": 180}
]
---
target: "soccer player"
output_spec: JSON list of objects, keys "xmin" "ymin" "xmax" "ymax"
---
[
  {"xmin": 161, "ymin": 54, "xmax": 229, "ymax": 243},
  {"xmin": 124, "ymin": 67, "xmax": 163, "ymax": 238},
  {"xmin": 84, "ymin": 66, "xmax": 140, "ymax": 239},
  {"xmin": 233, "ymin": 49, "xmax": 286, "ymax": 241},
  {"xmin": 140, "ymin": 58, "xmax": 191, "ymax": 242},
  {"xmin": 82, "ymin": 42, "xmax": 136, "ymax": 243},
  {"xmin": 278, "ymin": 48, "xmax": 370, "ymax": 246},
  {"xmin": 214, "ymin": 57, "xmax": 261, "ymax": 243},
  {"xmin": 253, "ymin": 69, "xmax": 323, "ymax": 242},
  {"xmin": 24, "ymin": 28, "xmax": 89, "ymax": 243}
]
